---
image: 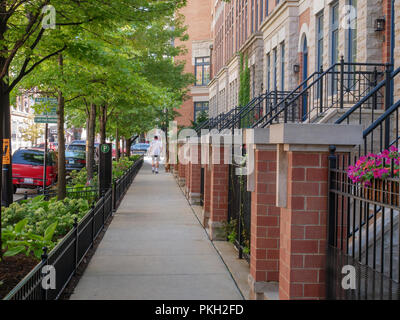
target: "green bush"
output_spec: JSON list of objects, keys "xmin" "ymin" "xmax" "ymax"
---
[{"xmin": 1, "ymin": 196, "xmax": 89, "ymax": 239}]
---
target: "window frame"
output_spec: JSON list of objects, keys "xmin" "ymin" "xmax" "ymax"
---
[
  {"xmin": 194, "ymin": 56, "xmax": 210, "ymax": 86},
  {"xmin": 194, "ymin": 101, "xmax": 209, "ymax": 122}
]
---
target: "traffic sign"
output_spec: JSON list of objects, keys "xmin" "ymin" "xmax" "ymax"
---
[
  {"xmin": 101, "ymin": 144, "xmax": 111, "ymax": 154},
  {"xmin": 34, "ymin": 116, "xmax": 57, "ymax": 124}
]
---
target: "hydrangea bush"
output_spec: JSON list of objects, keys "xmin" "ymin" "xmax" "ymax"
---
[{"xmin": 347, "ymin": 146, "xmax": 400, "ymax": 186}]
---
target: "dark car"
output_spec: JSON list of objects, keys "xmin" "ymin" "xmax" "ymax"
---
[
  {"xmin": 131, "ymin": 143, "xmax": 150, "ymax": 154},
  {"xmin": 70, "ymin": 140, "xmax": 86, "ymax": 145},
  {"xmin": 65, "ymin": 144, "xmax": 86, "ymax": 172},
  {"xmin": 12, "ymin": 148, "xmax": 58, "ymax": 193}
]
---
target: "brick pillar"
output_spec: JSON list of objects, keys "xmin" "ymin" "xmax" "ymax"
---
[
  {"xmin": 270, "ymin": 123, "xmax": 362, "ymax": 300},
  {"xmin": 208, "ymin": 141, "xmax": 229, "ymax": 240},
  {"xmin": 248, "ymin": 145, "xmax": 280, "ymax": 300},
  {"xmin": 177, "ymin": 143, "xmax": 186, "ymax": 187},
  {"xmin": 202, "ymin": 163, "xmax": 211, "ymax": 227},
  {"xmin": 188, "ymin": 143, "xmax": 201, "ymax": 204},
  {"xmin": 279, "ymin": 150, "xmax": 329, "ymax": 300}
]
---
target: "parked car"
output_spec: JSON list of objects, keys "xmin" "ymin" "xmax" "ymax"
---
[
  {"xmin": 12, "ymin": 148, "xmax": 58, "ymax": 193},
  {"xmin": 65, "ymin": 144, "xmax": 86, "ymax": 172},
  {"xmin": 70, "ymin": 140, "xmax": 86, "ymax": 145},
  {"xmin": 131, "ymin": 143, "xmax": 150, "ymax": 154}
]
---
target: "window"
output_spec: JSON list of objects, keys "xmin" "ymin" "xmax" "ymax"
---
[
  {"xmin": 251, "ymin": 0, "xmax": 254, "ymax": 33},
  {"xmin": 195, "ymin": 57, "xmax": 210, "ymax": 86},
  {"xmin": 194, "ymin": 102, "xmax": 209, "ymax": 121},
  {"xmin": 316, "ymin": 12, "xmax": 324, "ymax": 98},
  {"xmin": 266, "ymin": 53, "xmax": 271, "ymax": 92},
  {"xmin": 280, "ymin": 43, "xmax": 285, "ymax": 91},
  {"xmin": 316, "ymin": 13, "xmax": 324, "ymax": 71},
  {"xmin": 347, "ymin": 0, "xmax": 357, "ymax": 64},
  {"xmin": 331, "ymin": 2, "xmax": 339, "ymax": 94},
  {"xmin": 266, "ymin": 0, "xmax": 269, "ymax": 16},
  {"xmin": 331, "ymin": 3, "xmax": 339, "ymax": 65},
  {"xmin": 255, "ymin": 0, "xmax": 259, "ymax": 31}
]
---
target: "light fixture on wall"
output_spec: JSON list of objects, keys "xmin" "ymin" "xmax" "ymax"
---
[
  {"xmin": 293, "ymin": 64, "xmax": 300, "ymax": 73},
  {"xmin": 375, "ymin": 17, "xmax": 386, "ymax": 32}
]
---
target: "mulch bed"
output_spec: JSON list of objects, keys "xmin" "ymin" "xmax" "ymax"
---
[{"xmin": 0, "ymin": 253, "xmax": 39, "ymax": 299}]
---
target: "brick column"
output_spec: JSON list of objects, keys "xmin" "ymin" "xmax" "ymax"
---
[
  {"xmin": 208, "ymin": 136, "xmax": 230, "ymax": 240},
  {"xmin": 248, "ymin": 145, "xmax": 280, "ymax": 300},
  {"xmin": 188, "ymin": 142, "xmax": 201, "ymax": 204},
  {"xmin": 243, "ymin": 128, "xmax": 280, "ymax": 300},
  {"xmin": 202, "ymin": 163, "xmax": 211, "ymax": 227},
  {"xmin": 270, "ymin": 123, "xmax": 362, "ymax": 300},
  {"xmin": 177, "ymin": 142, "xmax": 186, "ymax": 187}
]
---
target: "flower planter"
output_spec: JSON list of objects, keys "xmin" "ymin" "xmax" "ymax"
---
[{"xmin": 363, "ymin": 179, "xmax": 399, "ymax": 207}]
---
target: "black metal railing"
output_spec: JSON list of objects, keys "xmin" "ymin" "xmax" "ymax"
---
[
  {"xmin": 220, "ymin": 90, "xmax": 288, "ymax": 131},
  {"xmin": 253, "ymin": 59, "xmax": 386, "ymax": 128},
  {"xmin": 4, "ymin": 188, "xmax": 113, "ymax": 300},
  {"xmin": 113, "ymin": 157, "xmax": 144, "ymax": 210},
  {"xmin": 15, "ymin": 186, "xmax": 100, "ymax": 204},
  {"xmin": 227, "ymin": 160, "xmax": 251, "ymax": 263},
  {"xmin": 327, "ymin": 147, "xmax": 400, "ymax": 299},
  {"xmin": 4, "ymin": 158, "xmax": 143, "ymax": 300}
]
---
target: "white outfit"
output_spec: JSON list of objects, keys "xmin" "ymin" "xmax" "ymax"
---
[{"xmin": 149, "ymin": 140, "xmax": 162, "ymax": 164}]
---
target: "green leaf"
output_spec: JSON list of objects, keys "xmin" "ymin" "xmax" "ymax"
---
[
  {"xmin": 44, "ymin": 222, "xmax": 58, "ymax": 242},
  {"xmin": 14, "ymin": 219, "xmax": 28, "ymax": 234},
  {"xmin": 4, "ymin": 246, "xmax": 26, "ymax": 257}
]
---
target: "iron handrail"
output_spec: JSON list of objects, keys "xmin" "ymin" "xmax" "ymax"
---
[
  {"xmin": 221, "ymin": 94, "xmax": 265, "ymax": 130},
  {"xmin": 252, "ymin": 66, "xmax": 328, "ymax": 128},
  {"xmin": 336, "ymin": 65, "xmax": 399, "ymax": 124}
]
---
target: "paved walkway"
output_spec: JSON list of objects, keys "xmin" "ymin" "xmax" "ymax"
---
[{"xmin": 71, "ymin": 159, "xmax": 243, "ymax": 300}]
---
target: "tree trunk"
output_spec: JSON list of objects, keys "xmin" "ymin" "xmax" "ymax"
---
[
  {"xmin": 57, "ymin": 54, "xmax": 67, "ymax": 200},
  {"xmin": 86, "ymin": 103, "xmax": 96, "ymax": 181},
  {"xmin": 126, "ymin": 138, "xmax": 132, "ymax": 157},
  {"xmin": 116, "ymin": 127, "xmax": 120, "ymax": 161},
  {"xmin": 122, "ymin": 137, "xmax": 126, "ymax": 157},
  {"xmin": 99, "ymin": 104, "xmax": 107, "ymax": 144}
]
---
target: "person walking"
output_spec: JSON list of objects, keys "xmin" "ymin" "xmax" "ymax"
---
[{"xmin": 149, "ymin": 135, "xmax": 162, "ymax": 174}]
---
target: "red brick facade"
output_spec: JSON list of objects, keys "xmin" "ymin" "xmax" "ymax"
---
[
  {"xmin": 279, "ymin": 151, "xmax": 329, "ymax": 300},
  {"xmin": 250, "ymin": 148, "xmax": 280, "ymax": 287}
]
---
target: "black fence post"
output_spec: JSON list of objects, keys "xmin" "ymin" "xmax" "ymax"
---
[
  {"xmin": 340, "ymin": 56, "xmax": 345, "ymax": 110},
  {"xmin": 74, "ymin": 217, "xmax": 78, "ymax": 274},
  {"xmin": 372, "ymin": 67, "xmax": 378, "ymax": 110},
  {"xmin": 319, "ymin": 66, "xmax": 324, "ymax": 114},
  {"xmin": 328, "ymin": 145, "xmax": 337, "ymax": 247},
  {"xmin": 40, "ymin": 247, "xmax": 48, "ymax": 301},
  {"xmin": 326, "ymin": 145, "xmax": 337, "ymax": 300},
  {"xmin": 384, "ymin": 63, "xmax": 393, "ymax": 149}
]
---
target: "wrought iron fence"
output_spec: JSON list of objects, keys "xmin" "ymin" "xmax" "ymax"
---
[
  {"xmin": 3, "ymin": 158, "xmax": 143, "ymax": 300},
  {"xmin": 227, "ymin": 162, "xmax": 251, "ymax": 263},
  {"xmin": 113, "ymin": 157, "xmax": 143, "ymax": 210},
  {"xmin": 327, "ymin": 147, "xmax": 400, "ymax": 300}
]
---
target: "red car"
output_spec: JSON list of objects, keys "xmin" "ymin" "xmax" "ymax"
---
[{"xmin": 12, "ymin": 148, "xmax": 58, "ymax": 193}]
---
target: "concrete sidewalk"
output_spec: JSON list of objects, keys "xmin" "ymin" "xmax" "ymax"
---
[{"xmin": 70, "ymin": 159, "xmax": 243, "ymax": 300}]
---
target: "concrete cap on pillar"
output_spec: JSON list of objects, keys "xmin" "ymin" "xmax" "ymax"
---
[{"xmin": 269, "ymin": 123, "xmax": 363, "ymax": 148}]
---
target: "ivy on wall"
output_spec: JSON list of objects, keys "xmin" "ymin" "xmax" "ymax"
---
[{"xmin": 238, "ymin": 52, "xmax": 250, "ymax": 107}]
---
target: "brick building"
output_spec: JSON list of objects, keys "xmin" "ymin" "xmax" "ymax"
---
[
  {"xmin": 208, "ymin": 0, "xmax": 399, "ymax": 117},
  {"xmin": 174, "ymin": 0, "xmax": 213, "ymax": 128},
  {"xmin": 175, "ymin": 0, "xmax": 400, "ymax": 300}
]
